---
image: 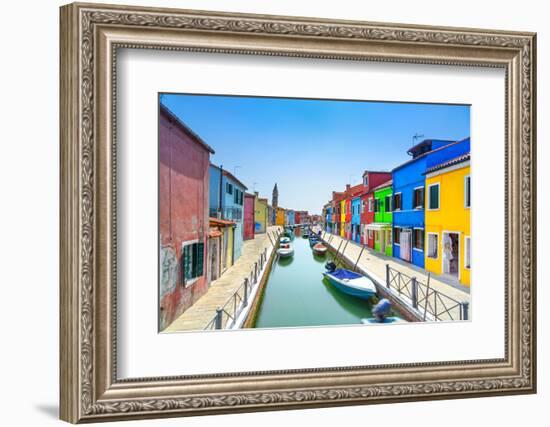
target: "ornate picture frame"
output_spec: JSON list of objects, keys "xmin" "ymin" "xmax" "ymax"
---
[{"xmin": 60, "ymin": 2, "xmax": 536, "ymax": 423}]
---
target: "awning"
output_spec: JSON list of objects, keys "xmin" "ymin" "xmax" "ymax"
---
[{"xmin": 365, "ymin": 223, "xmax": 392, "ymax": 230}]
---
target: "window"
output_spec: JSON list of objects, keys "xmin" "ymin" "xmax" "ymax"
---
[
  {"xmin": 428, "ymin": 184, "xmax": 440, "ymax": 210},
  {"xmin": 413, "ymin": 187, "xmax": 424, "ymax": 209},
  {"xmin": 234, "ymin": 188, "xmax": 243, "ymax": 205},
  {"xmin": 465, "ymin": 175, "xmax": 471, "ymax": 208},
  {"xmin": 226, "ymin": 182, "xmax": 233, "ymax": 195},
  {"xmin": 413, "ymin": 228, "xmax": 424, "ymax": 251},
  {"xmin": 427, "ymin": 233, "xmax": 438, "ymax": 258},
  {"xmin": 465, "ymin": 236, "xmax": 471, "ymax": 269},
  {"xmin": 363, "ymin": 175, "xmax": 369, "ymax": 187},
  {"xmin": 361, "ymin": 200, "xmax": 365, "ymax": 214},
  {"xmin": 368, "ymin": 229, "xmax": 374, "ymax": 240},
  {"xmin": 368, "ymin": 198, "xmax": 374, "ymax": 212},
  {"xmin": 393, "ymin": 227, "xmax": 401, "ymax": 244},
  {"xmin": 393, "ymin": 193, "xmax": 402, "ymax": 210},
  {"xmin": 374, "ymin": 199, "xmax": 380, "ymax": 213},
  {"xmin": 181, "ymin": 241, "xmax": 204, "ymax": 285},
  {"xmin": 385, "ymin": 195, "xmax": 392, "ymax": 212}
]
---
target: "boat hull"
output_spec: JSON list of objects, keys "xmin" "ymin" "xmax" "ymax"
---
[
  {"xmin": 323, "ymin": 271, "xmax": 377, "ymax": 300},
  {"xmin": 277, "ymin": 248, "xmax": 294, "ymax": 258}
]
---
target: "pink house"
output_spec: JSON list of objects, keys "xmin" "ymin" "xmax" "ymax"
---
[
  {"xmin": 159, "ymin": 104, "xmax": 215, "ymax": 331},
  {"xmin": 243, "ymin": 192, "xmax": 255, "ymax": 240}
]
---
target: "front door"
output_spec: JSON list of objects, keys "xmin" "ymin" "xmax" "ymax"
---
[
  {"xmin": 400, "ymin": 229, "xmax": 412, "ymax": 262},
  {"xmin": 443, "ymin": 232, "xmax": 460, "ymax": 277}
]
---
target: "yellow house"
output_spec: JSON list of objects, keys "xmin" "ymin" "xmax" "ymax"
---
[
  {"xmin": 424, "ymin": 154, "xmax": 470, "ymax": 286},
  {"xmin": 276, "ymin": 207, "xmax": 286, "ymax": 226},
  {"xmin": 340, "ymin": 200, "xmax": 346, "ymax": 237},
  {"xmin": 254, "ymin": 195, "xmax": 268, "ymax": 233}
]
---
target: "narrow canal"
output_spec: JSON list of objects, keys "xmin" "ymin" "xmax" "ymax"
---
[{"xmin": 253, "ymin": 229, "xmax": 376, "ymax": 328}]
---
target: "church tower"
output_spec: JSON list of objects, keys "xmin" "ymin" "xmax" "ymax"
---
[{"xmin": 272, "ymin": 183, "xmax": 279, "ymax": 208}]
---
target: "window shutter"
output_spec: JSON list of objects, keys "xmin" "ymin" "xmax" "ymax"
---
[
  {"xmin": 195, "ymin": 242, "xmax": 204, "ymax": 277},
  {"xmin": 182, "ymin": 244, "xmax": 192, "ymax": 284}
]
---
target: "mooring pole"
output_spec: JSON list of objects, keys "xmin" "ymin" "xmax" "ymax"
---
[{"xmin": 353, "ymin": 246, "xmax": 365, "ymax": 272}]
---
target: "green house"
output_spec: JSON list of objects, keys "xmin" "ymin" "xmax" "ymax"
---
[{"xmin": 368, "ymin": 180, "xmax": 393, "ymax": 256}]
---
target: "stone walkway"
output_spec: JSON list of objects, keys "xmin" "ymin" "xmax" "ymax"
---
[
  {"xmin": 320, "ymin": 231, "xmax": 470, "ymax": 321},
  {"xmin": 165, "ymin": 226, "xmax": 282, "ymax": 332}
]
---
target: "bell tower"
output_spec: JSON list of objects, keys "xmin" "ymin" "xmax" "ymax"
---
[{"xmin": 272, "ymin": 183, "xmax": 279, "ymax": 208}]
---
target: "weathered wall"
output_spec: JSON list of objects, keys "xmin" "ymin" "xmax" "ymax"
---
[{"xmin": 159, "ymin": 109, "xmax": 211, "ymax": 331}]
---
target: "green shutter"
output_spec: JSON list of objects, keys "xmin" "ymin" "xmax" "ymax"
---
[
  {"xmin": 182, "ymin": 244, "xmax": 192, "ymax": 283},
  {"xmin": 195, "ymin": 243, "xmax": 204, "ymax": 277}
]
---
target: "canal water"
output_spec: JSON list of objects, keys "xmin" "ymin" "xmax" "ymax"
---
[{"xmin": 253, "ymin": 230, "xmax": 376, "ymax": 328}]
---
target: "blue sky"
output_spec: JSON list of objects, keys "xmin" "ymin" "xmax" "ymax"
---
[{"xmin": 160, "ymin": 93, "xmax": 470, "ymax": 214}]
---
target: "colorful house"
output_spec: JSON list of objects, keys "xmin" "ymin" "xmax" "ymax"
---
[
  {"xmin": 339, "ymin": 198, "xmax": 346, "ymax": 237},
  {"xmin": 359, "ymin": 171, "xmax": 392, "ymax": 247},
  {"xmin": 159, "ymin": 105, "xmax": 214, "ymax": 331},
  {"xmin": 286, "ymin": 209, "xmax": 296, "ymax": 226},
  {"xmin": 254, "ymin": 193, "xmax": 268, "ymax": 234},
  {"xmin": 209, "ymin": 163, "xmax": 248, "ymax": 261},
  {"xmin": 243, "ymin": 192, "xmax": 255, "ymax": 240},
  {"xmin": 324, "ymin": 203, "xmax": 332, "ymax": 233},
  {"xmin": 275, "ymin": 207, "xmax": 286, "ymax": 226},
  {"xmin": 392, "ymin": 138, "xmax": 470, "ymax": 268},
  {"xmin": 208, "ymin": 217, "xmax": 236, "ymax": 282},
  {"xmin": 351, "ymin": 196, "xmax": 361, "ymax": 243},
  {"xmin": 424, "ymin": 153, "xmax": 471, "ymax": 286},
  {"xmin": 331, "ymin": 191, "xmax": 344, "ymax": 235},
  {"xmin": 368, "ymin": 180, "xmax": 393, "ymax": 256}
]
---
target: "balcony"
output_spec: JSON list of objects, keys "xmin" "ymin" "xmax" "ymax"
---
[{"xmin": 209, "ymin": 207, "xmax": 243, "ymax": 221}]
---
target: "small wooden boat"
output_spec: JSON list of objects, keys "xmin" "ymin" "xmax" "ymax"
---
[
  {"xmin": 309, "ymin": 236, "xmax": 321, "ymax": 247},
  {"xmin": 312, "ymin": 242, "xmax": 327, "ymax": 255},
  {"xmin": 277, "ymin": 242, "xmax": 294, "ymax": 258},
  {"xmin": 322, "ymin": 262, "xmax": 377, "ymax": 300}
]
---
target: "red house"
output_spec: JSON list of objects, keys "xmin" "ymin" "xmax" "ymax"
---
[
  {"xmin": 359, "ymin": 171, "xmax": 392, "ymax": 247},
  {"xmin": 344, "ymin": 183, "xmax": 365, "ymax": 240},
  {"xmin": 243, "ymin": 192, "xmax": 255, "ymax": 240},
  {"xmin": 159, "ymin": 104, "xmax": 214, "ymax": 331}
]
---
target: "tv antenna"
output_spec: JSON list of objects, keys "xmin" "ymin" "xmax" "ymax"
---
[{"xmin": 412, "ymin": 133, "xmax": 424, "ymax": 146}]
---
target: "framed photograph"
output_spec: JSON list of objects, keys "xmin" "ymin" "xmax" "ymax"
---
[{"xmin": 60, "ymin": 2, "xmax": 537, "ymax": 423}]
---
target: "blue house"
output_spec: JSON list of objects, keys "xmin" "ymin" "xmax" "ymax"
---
[
  {"xmin": 351, "ymin": 196, "xmax": 362, "ymax": 243},
  {"xmin": 287, "ymin": 210, "xmax": 295, "ymax": 226},
  {"xmin": 392, "ymin": 138, "xmax": 470, "ymax": 268},
  {"xmin": 209, "ymin": 163, "xmax": 248, "ymax": 261},
  {"xmin": 325, "ymin": 205, "xmax": 332, "ymax": 233}
]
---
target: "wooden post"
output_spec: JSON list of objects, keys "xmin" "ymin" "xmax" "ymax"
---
[
  {"xmin": 353, "ymin": 246, "xmax": 365, "ymax": 272},
  {"xmin": 386, "ymin": 264, "xmax": 391, "ymax": 289},
  {"xmin": 462, "ymin": 301, "xmax": 469, "ymax": 321},
  {"xmin": 243, "ymin": 279, "xmax": 249, "ymax": 306},
  {"xmin": 215, "ymin": 308, "xmax": 223, "ymax": 329}
]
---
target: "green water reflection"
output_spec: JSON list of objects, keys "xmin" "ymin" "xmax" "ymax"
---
[{"xmin": 253, "ymin": 232, "xmax": 375, "ymax": 328}]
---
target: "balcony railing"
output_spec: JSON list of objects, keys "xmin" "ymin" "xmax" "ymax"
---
[{"xmin": 209, "ymin": 206, "xmax": 243, "ymax": 221}]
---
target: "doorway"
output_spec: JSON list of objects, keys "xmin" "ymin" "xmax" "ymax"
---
[{"xmin": 442, "ymin": 232, "xmax": 460, "ymax": 278}]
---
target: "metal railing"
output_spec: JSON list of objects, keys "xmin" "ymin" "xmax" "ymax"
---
[
  {"xmin": 385, "ymin": 264, "xmax": 469, "ymax": 321},
  {"xmin": 209, "ymin": 206, "xmax": 243, "ymax": 221},
  {"xmin": 204, "ymin": 246, "xmax": 270, "ymax": 330}
]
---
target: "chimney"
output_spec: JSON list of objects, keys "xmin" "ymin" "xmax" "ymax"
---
[
  {"xmin": 346, "ymin": 184, "xmax": 351, "ymax": 192},
  {"xmin": 254, "ymin": 191, "xmax": 259, "ymax": 197}
]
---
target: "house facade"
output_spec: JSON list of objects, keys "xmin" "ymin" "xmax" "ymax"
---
[
  {"xmin": 351, "ymin": 196, "xmax": 361, "ymax": 243},
  {"xmin": 159, "ymin": 105, "xmax": 214, "ymax": 331},
  {"xmin": 276, "ymin": 207, "xmax": 285, "ymax": 226},
  {"xmin": 209, "ymin": 164, "xmax": 248, "ymax": 261},
  {"xmin": 243, "ymin": 192, "xmax": 256, "ymax": 240},
  {"xmin": 424, "ymin": 153, "xmax": 471, "ymax": 286},
  {"xmin": 208, "ymin": 217, "xmax": 235, "ymax": 283},
  {"xmin": 254, "ymin": 194, "xmax": 268, "ymax": 234},
  {"xmin": 369, "ymin": 180, "xmax": 393, "ymax": 256},
  {"xmin": 359, "ymin": 171, "xmax": 392, "ymax": 247},
  {"xmin": 392, "ymin": 138, "xmax": 470, "ymax": 268}
]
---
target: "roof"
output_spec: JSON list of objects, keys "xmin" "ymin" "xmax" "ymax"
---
[
  {"xmin": 392, "ymin": 137, "xmax": 469, "ymax": 173},
  {"xmin": 362, "ymin": 170, "xmax": 392, "ymax": 177},
  {"xmin": 160, "ymin": 104, "xmax": 215, "ymax": 154},
  {"xmin": 210, "ymin": 163, "xmax": 248, "ymax": 190},
  {"xmin": 424, "ymin": 153, "xmax": 470, "ymax": 174},
  {"xmin": 371, "ymin": 179, "xmax": 393, "ymax": 192},
  {"xmin": 406, "ymin": 139, "xmax": 455, "ymax": 157},
  {"xmin": 209, "ymin": 217, "xmax": 236, "ymax": 226}
]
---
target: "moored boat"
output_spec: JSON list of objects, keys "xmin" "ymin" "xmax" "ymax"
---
[
  {"xmin": 312, "ymin": 242, "xmax": 327, "ymax": 256},
  {"xmin": 322, "ymin": 262, "xmax": 377, "ymax": 300},
  {"xmin": 277, "ymin": 242, "xmax": 294, "ymax": 258},
  {"xmin": 280, "ymin": 237, "xmax": 291, "ymax": 244}
]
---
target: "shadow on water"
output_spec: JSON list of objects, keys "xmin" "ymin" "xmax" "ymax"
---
[{"xmin": 277, "ymin": 256, "xmax": 294, "ymax": 267}]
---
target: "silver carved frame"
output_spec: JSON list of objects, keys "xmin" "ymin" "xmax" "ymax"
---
[{"xmin": 59, "ymin": 2, "xmax": 537, "ymax": 423}]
